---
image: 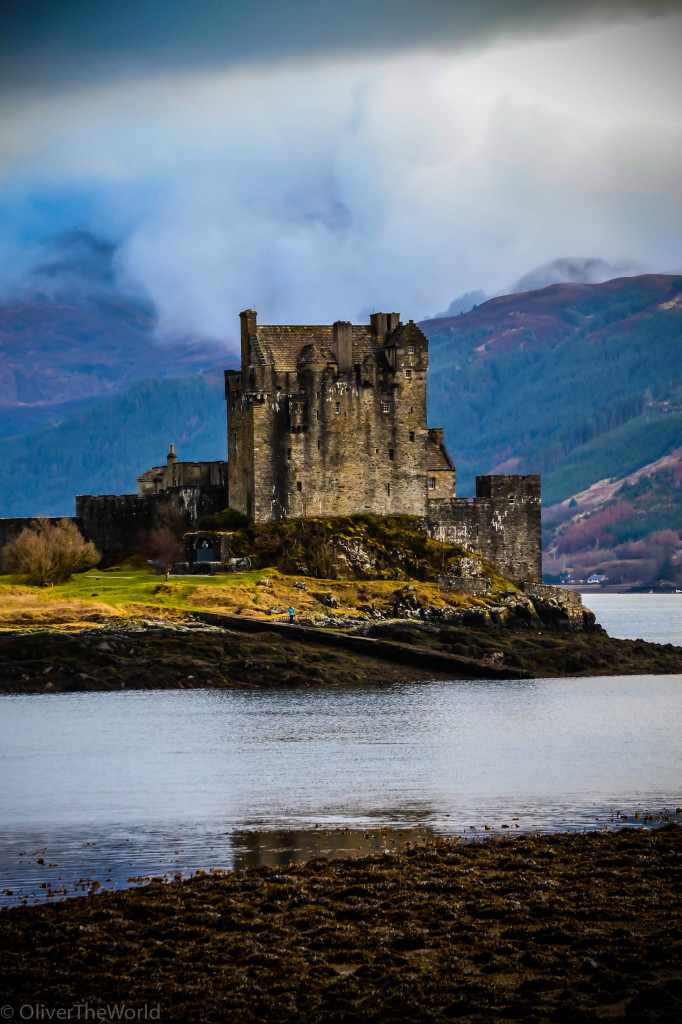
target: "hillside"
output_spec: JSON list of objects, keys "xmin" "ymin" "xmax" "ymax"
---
[
  {"xmin": 2, "ymin": 272, "xmax": 680, "ymax": 583},
  {"xmin": 422, "ymin": 274, "xmax": 682, "ymax": 498},
  {"xmin": 0, "ymin": 296, "xmax": 230, "ymax": 438},
  {"xmin": 543, "ymin": 447, "xmax": 682, "ymax": 586},
  {"xmin": 0, "ymin": 373, "xmax": 226, "ymax": 517},
  {"xmin": 422, "ymin": 273, "xmax": 682, "ymax": 586}
]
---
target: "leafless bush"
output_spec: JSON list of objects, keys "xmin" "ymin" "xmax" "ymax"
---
[
  {"xmin": 139, "ymin": 526, "xmax": 184, "ymax": 579},
  {"xmin": 1, "ymin": 518, "xmax": 100, "ymax": 586}
]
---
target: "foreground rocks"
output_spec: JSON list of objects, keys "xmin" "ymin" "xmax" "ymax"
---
[
  {"xmin": 1, "ymin": 826, "xmax": 680, "ymax": 1023},
  {"xmin": 0, "ymin": 623, "xmax": 437, "ymax": 693},
  {"xmin": 0, "ymin": 613, "xmax": 681, "ymax": 694}
]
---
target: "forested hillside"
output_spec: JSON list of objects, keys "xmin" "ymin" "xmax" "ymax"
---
[
  {"xmin": 0, "ymin": 296, "xmax": 229, "ymax": 438},
  {"xmin": 0, "ymin": 374, "xmax": 225, "ymax": 517},
  {"xmin": 423, "ymin": 274, "xmax": 682, "ymax": 502},
  {"xmin": 422, "ymin": 274, "xmax": 682, "ymax": 585}
]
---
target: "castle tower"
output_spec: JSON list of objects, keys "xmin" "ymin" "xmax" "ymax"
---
[{"xmin": 225, "ymin": 310, "xmax": 450, "ymax": 524}]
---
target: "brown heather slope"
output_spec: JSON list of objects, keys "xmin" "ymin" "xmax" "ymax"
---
[{"xmin": 421, "ymin": 274, "xmax": 681, "ymax": 362}]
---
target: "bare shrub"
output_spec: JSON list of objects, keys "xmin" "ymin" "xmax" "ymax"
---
[
  {"xmin": 139, "ymin": 526, "xmax": 184, "ymax": 579},
  {"xmin": 1, "ymin": 518, "xmax": 100, "ymax": 586}
]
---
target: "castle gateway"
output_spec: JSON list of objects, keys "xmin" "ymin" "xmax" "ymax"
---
[{"xmin": 225, "ymin": 310, "xmax": 542, "ymax": 582}]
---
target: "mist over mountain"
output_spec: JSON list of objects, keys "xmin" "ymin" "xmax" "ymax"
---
[
  {"xmin": 434, "ymin": 257, "xmax": 648, "ymax": 317},
  {"xmin": 0, "ymin": 231, "xmax": 232, "ymax": 439},
  {"xmin": 509, "ymin": 257, "xmax": 644, "ymax": 295}
]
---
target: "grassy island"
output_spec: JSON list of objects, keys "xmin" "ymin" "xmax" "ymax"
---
[{"xmin": 1, "ymin": 514, "xmax": 681, "ymax": 691}]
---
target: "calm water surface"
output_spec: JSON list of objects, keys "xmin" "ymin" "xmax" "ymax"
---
[
  {"xmin": 1, "ymin": 668, "xmax": 680, "ymax": 905},
  {"xmin": 582, "ymin": 592, "xmax": 682, "ymax": 645}
]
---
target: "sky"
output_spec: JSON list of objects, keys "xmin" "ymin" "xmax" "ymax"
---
[{"xmin": 0, "ymin": 0, "xmax": 681, "ymax": 345}]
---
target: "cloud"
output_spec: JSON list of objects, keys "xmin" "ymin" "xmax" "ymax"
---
[
  {"xmin": 2, "ymin": 1, "xmax": 680, "ymax": 93},
  {"xmin": 0, "ymin": 13, "xmax": 680, "ymax": 349}
]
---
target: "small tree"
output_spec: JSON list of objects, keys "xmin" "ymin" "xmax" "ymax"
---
[
  {"xmin": 140, "ymin": 525, "xmax": 184, "ymax": 580},
  {"xmin": 2, "ymin": 518, "xmax": 100, "ymax": 586}
]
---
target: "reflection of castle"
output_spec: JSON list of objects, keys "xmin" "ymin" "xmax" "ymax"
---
[{"xmin": 0, "ymin": 309, "xmax": 541, "ymax": 583}]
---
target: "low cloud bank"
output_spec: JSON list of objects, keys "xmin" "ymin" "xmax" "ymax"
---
[{"xmin": 0, "ymin": 18, "xmax": 680, "ymax": 349}]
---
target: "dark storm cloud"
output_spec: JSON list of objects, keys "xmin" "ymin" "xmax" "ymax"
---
[{"xmin": 2, "ymin": 0, "xmax": 680, "ymax": 91}]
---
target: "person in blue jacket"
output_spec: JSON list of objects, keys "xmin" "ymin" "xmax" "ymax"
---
[{"xmin": 288, "ymin": 606, "xmax": 295, "ymax": 624}]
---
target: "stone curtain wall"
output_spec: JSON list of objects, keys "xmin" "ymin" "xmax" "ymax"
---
[
  {"xmin": 427, "ymin": 475, "xmax": 542, "ymax": 583},
  {"xmin": 76, "ymin": 486, "xmax": 226, "ymax": 566}
]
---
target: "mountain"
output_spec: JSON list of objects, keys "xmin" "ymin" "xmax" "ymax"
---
[
  {"xmin": 508, "ymin": 257, "xmax": 642, "ymax": 295},
  {"xmin": 0, "ymin": 296, "xmax": 231, "ymax": 439},
  {"xmin": 433, "ymin": 256, "xmax": 644, "ymax": 317},
  {"xmin": 421, "ymin": 273, "xmax": 682, "ymax": 585},
  {"xmin": 0, "ymin": 373, "xmax": 226, "ymax": 518}
]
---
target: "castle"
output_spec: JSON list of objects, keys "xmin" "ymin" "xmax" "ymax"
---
[
  {"xmin": 0, "ymin": 309, "xmax": 542, "ymax": 583},
  {"xmin": 225, "ymin": 310, "xmax": 455, "ymax": 522}
]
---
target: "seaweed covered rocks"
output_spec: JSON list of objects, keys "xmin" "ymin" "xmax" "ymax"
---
[{"xmin": 1, "ymin": 826, "xmax": 681, "ymax": 1022}]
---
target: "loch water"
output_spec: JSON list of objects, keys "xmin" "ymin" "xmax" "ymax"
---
[{"xmin": 0, "ymin": 595, "xmax": 680, "ymax": 906}]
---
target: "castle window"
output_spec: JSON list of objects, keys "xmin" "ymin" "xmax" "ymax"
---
[
  {"xmin": 388, "ymin": 449, "xmax": 394, "ymax": 461},
  {"xmin": 428, "ymin": 476, "xmax": 436, "ymax": 490},
  {"xmin": 408, "ymin": 344, "xmax": 415, "ymax": 354},
  {"xmin": 382, "ymin": 401, "xmax": 391, "ymax": 413},
  {"xmin": 405, "ymin": 369, "xmax": 412, "ymax": 380},
  {"xmin": 409, "ymin": 430, "xmax": 415, "ymax": 442},
  {"xmin": 386, "ymin": 483, "xmax": 391, "ymax": 496},
  {"xmin": 509, "ymin": 496, "xmax": 515, "ymax": 504},
  {"xmin": 287, "ymin": 448, "xmax": 291, "ymax": 460},
  {"xmin": 317, "ymin": 440, "xmax": 321, "ymax": 450},
  {"xmin": 316, "ymin": 410, "xmax": 319, "ymax": 420},
  {"xmin": 335, "ymin": 401, "xmax": 340, "ymax": 413},
  {"xmin": 296, "ymin": 481, "xmax": 302, "ymax": 492},
  {"xmin": 316, "ymin": 391, "xmax": 320, "ymax": 399},
  {"xmin": 410, "ymin": 406, "xmax": 413, "ymax": 413}
]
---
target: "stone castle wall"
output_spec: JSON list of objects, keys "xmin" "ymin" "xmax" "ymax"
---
[
  {"xmin": 227, "ymin": 317, "xmax": 432, "ymax": 523},
  {"xmin": 427, "ymin": 475, "xmax": 542, "ymax": 583},
  {"xmin": 76, "ymin": 486, "xmax": 226, "ymax": 566}
]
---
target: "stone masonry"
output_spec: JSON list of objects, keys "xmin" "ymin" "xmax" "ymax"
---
[
  {"xmin": 225, "ymin": 310, "xmax": 454, "ymax": 522},
  {"xmin": 225, "ymin": 309, "xmax": 542, "ymax": 583}
]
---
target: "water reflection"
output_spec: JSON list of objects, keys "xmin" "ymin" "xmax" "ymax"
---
[{"xmin": 1, "ymin": 675, "xmax": 680, "ymax": 906}]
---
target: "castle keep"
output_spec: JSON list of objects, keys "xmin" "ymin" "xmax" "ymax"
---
[
  {"xmin": 225, "ymin": 310, "xmax": 455, "ymax": 522},
  {"xmin": 225, "ymin": 310, "xmax": 541, "ymax": 582},
  {"xmin": 0, "ymin": 308, "xmax": 542, "ymax": 583}
]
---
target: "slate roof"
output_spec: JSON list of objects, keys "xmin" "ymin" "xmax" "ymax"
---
[
  {"xmin": 427, "ymin": 442, "xmax": 455, "ymax": 472},
  {"xmin": 136, "ymin": 466, "xmax": 164, "ymax": 483},
  {"xmin": 257, "ymin": 325, "xmax": 386, "ymax": 372}
]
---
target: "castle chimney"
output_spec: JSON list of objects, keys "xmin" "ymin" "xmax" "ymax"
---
[
  {"xmin": 167, "ymin": 443, "xmax": 178, "ymax": 466},
  {"xmin": 386, "ymin": 312, "xmax": 401, "ymax": 334},
  {"xmin": 428, "ymin": 427, "xmax": 444, "ymax": 447},
  {"xmin": 332, "ymin": 320, "xmax": 353, "ymax": 373},
  {"xmin": 370, "ymin": 312, "xmax": 388, "ymax": 339},
  {"xmin": 240, "ymin": 309, "xmax": 258, "ymax": 369}
]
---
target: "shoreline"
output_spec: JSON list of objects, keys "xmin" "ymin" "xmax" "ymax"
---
[
  {"xmin": 1, "ymin": 614, "xmax": 681, "ymax": 694},
  {"xmin": 2, "ymin": 825, "xmax": 680, "ymax": 1023}
]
